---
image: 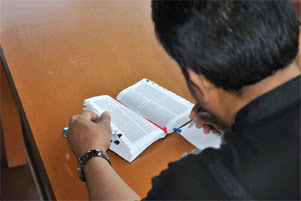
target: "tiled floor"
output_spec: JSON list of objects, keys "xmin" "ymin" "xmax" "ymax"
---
[
  {"xmin": 1, "ymin": 163, "xmax": 41, "ymax": 201},
  {"xmin": 1, "ymin": 129, "xmax": 40, "ymax": 201}
]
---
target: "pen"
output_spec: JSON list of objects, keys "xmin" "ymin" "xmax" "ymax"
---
[{"xmin": 188, "ymin": 120, "xmax": 196, "ymax": 128}]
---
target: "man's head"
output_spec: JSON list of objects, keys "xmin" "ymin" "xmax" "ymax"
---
[{"xmin": 152, "ymin": 0, "xmax": 300, "ymax": 128}]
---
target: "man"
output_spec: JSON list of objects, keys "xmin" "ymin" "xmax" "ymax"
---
[{"xmin": 66, "ymin": 1, "xmax": 300, "ymax": 200}]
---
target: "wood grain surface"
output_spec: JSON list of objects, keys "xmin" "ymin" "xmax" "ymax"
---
[{"xmin": 0, "ymin": 1, "xmax": 195, "ymax": 200}]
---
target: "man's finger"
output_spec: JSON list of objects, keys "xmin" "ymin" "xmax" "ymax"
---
[
  {"xmin": 80, "ymin": 110, "xmax": 100, "ymax": 122},
  {"xmin": 192, "ymin": 115, "xmax": 198, "ymax": 124},
  {"xmin": 203, "ymin": 124, "xmax": 211, "ymax": 134},
  {"xmin": 196, "ymin": 123, "xmax": 204, "ymax": 129},
  {"xmin": 212, "ymin": 128, "xmax": 218, "ymax": 134},
  {"xmin": 98, "ymin": 111, "xmax": 111, "ymax": 127},
  {"xmin": 189, "ymin": 104, "xmax": 200, "ymax": 119},
  {"xmin": 70, "ymin": 115, "xmax": 79, "ymax": 125},
  {"xmin": 194, "ymin": 114, "xmax": 210, "ymax": 128}
]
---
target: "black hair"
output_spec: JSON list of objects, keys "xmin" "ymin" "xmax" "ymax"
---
[{"xmin": 152, "ymin": 0, "xmax": 300, "ymax": 93}]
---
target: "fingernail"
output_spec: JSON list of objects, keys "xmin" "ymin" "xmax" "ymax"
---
[{"xmin": 104, "ymin": 111, "xmax": 110, "ymax": 116}]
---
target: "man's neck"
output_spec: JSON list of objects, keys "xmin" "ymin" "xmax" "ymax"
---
[{"xmin": 225, "ymin": 60, "xmax": 300, "ymax": 126}]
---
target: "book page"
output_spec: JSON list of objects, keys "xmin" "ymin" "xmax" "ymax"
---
[
  {"xmin": 117, "ymin": 79, "xmax": 194, "ymax": 133},
  {"xmin": 178, "ymin": 123, "xmax": 222, "ymax": 149},
  {"xmin": 84, "ymin": 95, "xmax": 163, "ymax": 150}
]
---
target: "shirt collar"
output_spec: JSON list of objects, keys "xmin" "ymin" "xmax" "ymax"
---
[{"xmin": 231, "ymin": 75, "xmax": 300, "ymax": 132}]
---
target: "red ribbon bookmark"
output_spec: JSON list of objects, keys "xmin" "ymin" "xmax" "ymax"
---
[
  {"xmin": 115, "ymin": 99, "xmax": 168, "ymax": 134},
  {"xmin": 143, "ymin": 118, "xmax": 168, "ymax": 134}
]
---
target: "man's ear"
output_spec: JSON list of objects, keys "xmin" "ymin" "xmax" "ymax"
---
[{"xmin": 186, "ymin": 68, "xmax": 213, "ymax": 103}]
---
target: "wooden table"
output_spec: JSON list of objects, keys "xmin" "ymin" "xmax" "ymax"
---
[
  {"xmin": 0, "ymin": 1, "xmax": 196, "ymax": 200},
  {"xmin": 1, "ymin": 1, "xmax": 300, "ymax": 200}
]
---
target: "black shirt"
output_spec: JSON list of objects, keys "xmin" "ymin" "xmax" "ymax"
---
[{"xmin": 144, "ymin": 76, "xmax": 300, "ymax": 200}]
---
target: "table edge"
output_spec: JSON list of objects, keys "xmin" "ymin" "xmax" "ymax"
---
[{"xmin": 0, "ymin": 45, "xmax": 57, "ymax": 200}]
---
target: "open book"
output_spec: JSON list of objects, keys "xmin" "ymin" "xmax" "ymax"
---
[{"xmin": 83, "ymin": 79, "xmax": 194, "ymax": 162}]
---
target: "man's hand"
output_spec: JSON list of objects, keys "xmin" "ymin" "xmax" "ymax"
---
[
  {"xmin": 66, "ymin": 110, "xmax": 111, "ymax": 158},
  {"xmin": 66, "ymin": 111, "xmax": 140, "ymax": 200},
  {"xmin": 189, "ymin": 104, "xmax": 225, "ymax": 134}
]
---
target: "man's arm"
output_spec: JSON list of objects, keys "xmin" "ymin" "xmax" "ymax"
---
[
  {"xmin": 85, "ymin": 157, "xmax": 140, "ymax": 200},
  {"xmin": 66, "ymin": 110, "xmax": 140, "ymax": 200}
]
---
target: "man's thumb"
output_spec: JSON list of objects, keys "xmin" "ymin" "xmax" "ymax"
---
[{"xmin": 99, "ymin": 111, "xmax": 111, "ymax": 126}]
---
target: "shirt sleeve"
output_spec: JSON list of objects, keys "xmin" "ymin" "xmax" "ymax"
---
[{"xmin": 142, "ymin": 153, "xmax": 228, "ymax": 200}]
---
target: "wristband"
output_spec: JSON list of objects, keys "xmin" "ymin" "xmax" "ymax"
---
[{"xmin": 78, "ymin": 149, "xmax": 111, "ymax": 182}]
